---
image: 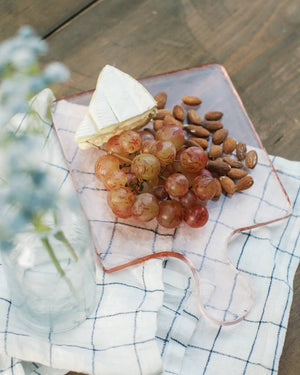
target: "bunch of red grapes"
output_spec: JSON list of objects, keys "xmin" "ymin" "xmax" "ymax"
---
[{"xmin": 95, "ymin": 123, "xmax": 216, "ymax": 229}]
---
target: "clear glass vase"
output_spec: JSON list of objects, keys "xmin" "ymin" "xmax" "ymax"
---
[{"xmin": 1, "ymin": 205, "xmax": 96, "ymax": 335}]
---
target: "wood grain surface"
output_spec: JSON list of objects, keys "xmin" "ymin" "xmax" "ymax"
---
[
  {"xmin": 0, "ymin": 0, "xmax": 97, "ymax": 39},
  {"xmin": 0, "ymin": 0, "xmax": 299, "ymax": 374}
]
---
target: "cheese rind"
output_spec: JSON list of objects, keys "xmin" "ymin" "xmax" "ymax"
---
[{"xmin": 75, "ymin": 65, "xmax": 157, "ymax": 149}]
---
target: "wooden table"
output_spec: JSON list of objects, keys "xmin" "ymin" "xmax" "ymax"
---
[{"xmin": 1, "ymin": 1, "xmax": 299, "ymax": 374}]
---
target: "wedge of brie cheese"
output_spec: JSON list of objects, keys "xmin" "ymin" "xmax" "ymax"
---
[{"xmin": 75, "ymin": 65, "xmax": 157, "ymax": 149}]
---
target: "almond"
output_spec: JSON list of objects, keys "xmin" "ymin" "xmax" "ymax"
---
[
  {"xmin": 236, "ymin": 142, "xmax": 247, "ymax": 161},
  {"xmin": 185, "ymin": 137, "xmax": 208, "ymax": 149},
  {"xmin": 245, "ymin": 150, "xmax": 258, "ymax": 169},
  {"xmin": 184, "ymin": 124, "xmax": 210, "ymax": 137},
  {"xmin": 223, "ymin": 137, "xmax": 237, "ymax": 154},
  {"xmin": 220, "ymin": 176, "xmax": 236, "ymax": 195},
  {"xmin": 223, "ymin": 156, "xmax": 243, "ymax": 168},
  {"xmin": 206, "ymin": 160, "xmax": 231, "ymax": 176},
  {"xmin": 187, "ymin": 109, "xmax": 202, "ymax": 125},
  {"xmin": 182, "ymin": 95, "xmax": 202, "ymax": 106},
  {"xmin": 236, "ymin": 176, "xmax": 254, "ymax": 191},
  {"xmin": 209, "ymin": 145, "xmax": 223, "ymax": 159},
  {"xmin": 173, "ymin": 105, "xmax": 185, "ymax": 121},
  {"xmin": 227, "ymin": 168, "xmax": 248, "ymax": 179},
  {"xmin": 154, "ymin": 92, "xmax": 167, "ymax": 109},
  {"xmin": 202, "ymin": 120, "xmax": 223, "ymax": 131},
  {"xmin": 153, "ymin": 119, "xmax": 164, "ymax": 131},
  {"xmin": 163, "ymin": 115, "xmax": 183, "ymax": 128},
  {"xmin": 205, "ymin": 111, "xmax": 223, "ymax": 121},
  {"xmin": 213, "ymin": 178, "xmax": 222, "ymax": 199},
  {"xmin": 154, "ymin": 109, "xmax": 173, "ymax": 120},
  {"xmin": 212, "ymin": 128, "xmax": 228, "ymax": 145}
]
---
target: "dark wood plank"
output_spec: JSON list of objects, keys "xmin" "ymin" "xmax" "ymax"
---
[
  {"xmin": 45, "ymin": 0, "xmax": 300, "ymax": 161},
  {"xmin": 0, "ymin": 0, "xmax": 97, "ymax": 40}
]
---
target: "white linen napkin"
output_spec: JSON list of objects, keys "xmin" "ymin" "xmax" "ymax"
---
[
  {"xmin": 0, "ymin": 89, "xmax": 299, "ymax": 375},
  {"xmin": 179, "ymin": 157, "xmax": 300, "ymax": 375},
  {"xmin": 0, "ymin": 89, "xmax": 165, "ymax": 375}
]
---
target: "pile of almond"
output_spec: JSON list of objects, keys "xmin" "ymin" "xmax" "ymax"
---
[{"xmin": 153, "ymin": 92, "xmax": 257, "ymax": 198}]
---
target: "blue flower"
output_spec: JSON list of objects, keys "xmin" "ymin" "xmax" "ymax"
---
[
  {"xmin": 18, "ymin": 25, "xmax": 35, "ymax": 39},
  {"xmin": 28, "ymin": 75, "xmax": 46, "ymax": 93},
  {"xmin": 43, "ymin": 62, "xmax": 70, "ymax": 84},
  {"xmin": 0, "ymin": 26, "xmax": 71, "ymax": 248},
  {"xmin": 27, "ymin": 37, "xmax": 47, "ymax": 54},
  {"xmin": 11, "ymin": 46, "xmax": 36, "ymax": 69},
  {"xmin": 0, "ymin": 26, "xmax": 69, "ymax": 126}
]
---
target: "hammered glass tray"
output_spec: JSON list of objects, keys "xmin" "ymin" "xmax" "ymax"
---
[{"xmin": 52, "ymin": 64, "xmax": 291, "ymax": 325}]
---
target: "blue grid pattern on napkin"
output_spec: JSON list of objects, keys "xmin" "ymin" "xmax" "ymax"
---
[
  {"xmin": 0, "ymin": 258, "xmax": 165, "ymax": 375},
  {"xmin": 53, "ymin": 98, "xmax": 297, "ymax": 373},
  {"xmin": 136, "ymin": 162, "xmax": 298, "ymax": 375},
  {"xmin": 0, "ymin": 91, "xmax": 299, "ymax": 375},
  {"xmin": 0, "ymin": 91, "xmax": 165, "ymax": 375},
  {"xmin": 52, "ymin": 98, "xmax": 291, "ymax": 327},
  {"xmin": 0, "ymin": 356, "xmax": 23, "ymax": 375},
  {"xmin": 163, "ymin": 160, "xmax": 299, "ymax": 375}
]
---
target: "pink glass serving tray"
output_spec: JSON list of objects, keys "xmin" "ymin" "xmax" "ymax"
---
[{"xmin": 52, "ymin": 64, "xmax": 291, "ymax": 325}]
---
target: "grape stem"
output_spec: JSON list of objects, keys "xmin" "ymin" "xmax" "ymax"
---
[
  {"xmin": 89, "ymin": 142, "xmax": 132, "ymax": 164},
  {"xmin": 158, "ymin": 166, "xmax": 167, "ymax": 181},
  {"xmin": 108, "ymin": 151, "xmax": 132, "ymax": 164}
]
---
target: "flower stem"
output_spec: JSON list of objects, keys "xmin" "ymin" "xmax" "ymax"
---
[
  {"xmin": 54, "ymin": 230, "xmax": 78, "ymax": 262},
  {"xmin": 41, "ymin": 236, "xmax": 78, "ymax": 299},
  {"xmin": 41, "ymin": 236, "xmax": 65, "ymax": 277}
]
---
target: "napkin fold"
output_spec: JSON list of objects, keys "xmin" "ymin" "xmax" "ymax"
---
[{"xmin": 0, "ymin": 89, "xmax": 299, "ymax": 375}]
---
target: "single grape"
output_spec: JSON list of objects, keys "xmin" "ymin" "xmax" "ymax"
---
[
  {"xmin": 152, "ymin": 185, "xmax": 169, "ymax": 201},
  {"xmin": 131, "ymin": 153, "xmax": 161, "ymax": 180},
  {"xmin": 95, "ymin": 154, "xmax": 120, "ymax": 182},
  {"xmin": 165, "ymin": 173, "xmax": 189, "ymax": 198},
  {"xmin": 119, "ymin": 130, "xmax": 142, "ymax": 153},
  {"xmin": 180, "ymin": 147, "xmax": 208, "ymax": 173},
  {"xmin": 184, "ymin": 204, "xmax": 209, "ymax": 228},
  {"xmin": 107, "ymin": 187, "xmax": 136, "ymax": 219},
  {"xmin": 185, "ymin": 168, "xmax": 211, "ymax": 186},
  {"xmin": 156, "ymin": 124, "xmax": 185, "ymax": 151},
  {"xmin": 106, "ymin": 135, "xmax": 126, "ymax": 155},
  {"xmin": 150, "ymin": 140, "xmax": 176, "ymax": 165},
  {"xmin": 179, "ymin": 190, "xmax": 198, "ymax": 208},
  {"xmin": 198, "ymin": 168, "xmax": 212, "ymax": 177},
  {"xmin": 104, "ymin": 169, "xmax": 127, "ymax": 190},
  {"xmin": 131, "ymin": 193, "xmax": 159, "ymax": 222},
  {"xmin": 192, "ymin": 174, "xmax": 217, "ymax": 201},
  {"xmin": 141, "ymin": 139, "xmax": 156, "ymax": 153},
  {"xmin": 138, "ymin": 130, "xmax": 155, "ymax": 143},
  {"xmin": 157, "ymin": 200, "xmax": 184, "ymax": 228}
]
